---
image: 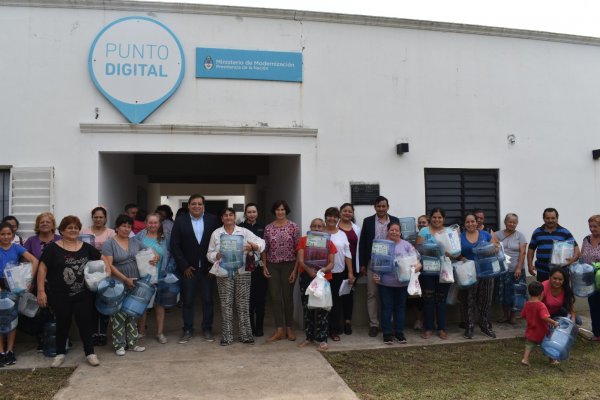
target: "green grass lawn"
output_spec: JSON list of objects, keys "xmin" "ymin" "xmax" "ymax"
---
[
  {"xmin": 325, "ymin": 338, "xmax": 600, "ymax": 400},
  {"xmin": 0, "ymin": 367, "xmax": 74, "ymax": 400}
]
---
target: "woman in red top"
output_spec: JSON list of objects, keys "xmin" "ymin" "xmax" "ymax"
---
[{"xmin": 542, "ymin": 267, "xmax": 576, "ymax": 323}]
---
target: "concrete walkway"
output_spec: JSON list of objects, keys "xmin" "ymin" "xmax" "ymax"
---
[{"xmin": 8, "ymin": 312, "xmax": 544, "ymax": 400}]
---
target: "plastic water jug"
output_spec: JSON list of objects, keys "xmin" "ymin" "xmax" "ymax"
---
[
  {"xmin": 399, "ymin": 217, "xmax": 417, "ymax": 240},
  {"xmin": 220, "ymin": 234, "xmax": 244, "ymax": 276},
  {"xmin": 17, "ymin": 292, "xmax": 39, "ymax": 318},
  {"xmin": 370, "ymin": 239, "xmax": 395, "ymax": 273},
  {"xmin": 394, "ymin": 253, "xmax": 417, "ymax": 285},
  {"xmin": 541, "ymin": 317, "xmax": 578, "ymax": 361},
  {"xmin": 418, "ymin": 240, "xmax": 443, "ymax": 258},
  {"xmin": 550, "ymin": 240, "xmax": 575, "ymax": 266},
  {"xmin": 77, "ymin": 233, "xmax": 96, "ymax": 247},
  {"xmin": 453, "ymin": 260, "xmax": 477, "ymax": 287},
  {"xmin": 0, "ymin": 292, "xmax": 18, "ymax": 334},
  {"xmin": 84, "ymin": 260, "xmax": 107, "ymax": 292},
  {"xmin": 96, "ymin": 278, "xmax": 126, "ymax": 316},
  {"xmin": 434, "ymin": 225, "xmax": 462, "ymax": 257},
  {"xmin": 43, "ymin": 321, "xmax": 57, "ymax": 357},
  {"xmin": 512, "ymin": 282, "xmax": 528, "ymax": 312},
  {"xmin": 304, "ymin": 231, "xmax": 331, "ymax": 270},
  {"xmin": 156, "ymin": 273, "xmax": 180, "ymax": 308},
  {"xmin": 473, "ymin": 242, "xmax": 506, "ymax": 278},
  {"xmin": 122, "ymin": 275, "xmax": 156, "ymax": 318},
  {"xmin": 570, "ymin": 262, "xmax": 595, "ymax": 297},
  {"xmin": 421, "ymin": 256, "xmax": 442, "ymax": 275}
]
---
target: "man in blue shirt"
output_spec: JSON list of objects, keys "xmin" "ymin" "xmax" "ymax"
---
[{"xmin": 527, "ymin": 207, "xmax": 579, "ymax": 282}]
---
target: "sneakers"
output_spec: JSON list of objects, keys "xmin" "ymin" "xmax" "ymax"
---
[
  {"xmin": 344, "ymin": 322, "xmax": 352, "ymax": 335},
  {"xmin": 241, "ymin": 338, "xmax": 255, "ymax": 345},
  {"xmin": 220, "ymin": 339, "xmax": 232, "ymax": 346},
  {"xmin": 480, "ymin": 327, "xmax": 497, "ymax": 339},
  {"xmin": 395, "ymin": 334, "xmax": 407, "ymax": 344},
  {"xmin": 5, "ymin": 351, "xmax": 16, "ymax": 366},
  {"xmin": 383, "ymin": 335, "xmax": 394, "ymax": 345},
  {"xmin": 115, "ymin": 347, "xmax": 126, "ymax": 356},
  {"xmin": 157, "ymin": 333, "xmax": 167, "ymax": 344},
  {"xmin": 203, "ymin": 331, "xmax": 215, "ymax": 342},
  {"xmin": 128, "ymin": 345, "xmax": 146, "ymax": 352},
  {"xmin": 178, "ymin": 331, "xmax": 192, "ymax": 344},
  {"xmin": 368, "ymin": 326, "xmax": 379, "ymax": 337},
  {"xmin": 51, "ymin": 354, "xmax": 65, "ymax": 368},
  {"xmin": 86, "ymin": 354, "xmax": 100, "ymax": 367}
]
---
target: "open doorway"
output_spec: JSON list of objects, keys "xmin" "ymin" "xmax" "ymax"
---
[{"xmin": 98, "ymin": 153, "xmax": 301, "ymax": 226}]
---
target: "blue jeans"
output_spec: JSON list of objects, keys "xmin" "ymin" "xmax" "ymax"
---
[
  {"xmin": 181, "ymin": 270, "xmax": 215, "ymax": 333},
  {"xmin": 378, "ymin": 285, "xmax": 408, "ymax": 336},
  {"xmin": 588, "ymin": 291, "xmax": 600, "ymax": 337},
  {"xmin": 420, "ymin": 275, "xmax": 450, "ymax": 331}
]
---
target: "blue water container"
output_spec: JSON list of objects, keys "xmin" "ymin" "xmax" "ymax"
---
[
  {"xmin": 43, "ymin": 321, "xmax": 57, "ymax": 357},
  {"xmin": 0, "ymin": 292, "xmax": 18, "ymax": 334},
  {"xmin": 571, "ymin": 262, "xmax": 595, "ymax": 297},
  {"xmin": 421, "ymin": 256, "xmax": 442, "ymax": 276},
  {"xmin": 512, "ymin": 282, "xmax": 528, "ymax": 312},
  {"xmin": 220, "ymin": 234, "xmax": 244, "ymax": 276},
  {"xmin": 96, "ymin": 278, "xmax": 126, "ymax": 316},
  {"xmin": 473, "ymin": 242, "xmax": 506, "ymax": 278},
  {"xmin": 305, "ymin": 231, "xmax": 331, "ymax": 270},
  {"xmin": 370, "ymin": 239, "xmax": 395, "ymax": 273},
  {"xmin": 541, "ymin": 317, "xmax": 578, "ymax": 361},
  {"xmin": 122, "ymin": 275, "xmax": 156, "ymax": 318},
  {"xmin": 77, "ymin": 233, "xmax": 96, "ymax": 247},
  {"xmin": 156, "ymin": 273, "xmax": 180, "ymax": 308},
  {"xmin": 399, "ymin": 217, "xmax": 417, "ymax": 241}
]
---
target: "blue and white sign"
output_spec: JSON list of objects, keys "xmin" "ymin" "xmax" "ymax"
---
[
  {"xmin": 196, "ymin": 48, "xmax": 302, "ymax": 82},
  {"xmin": 89, "ymin": 17, "xmax": 185, "ymax": 124}
]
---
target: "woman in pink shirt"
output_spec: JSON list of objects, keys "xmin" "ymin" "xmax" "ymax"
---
[{"xmin": 542, "ymin": 267, "xmax": 576, "ymax": 323}]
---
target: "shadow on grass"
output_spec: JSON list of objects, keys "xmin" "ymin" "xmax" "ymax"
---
[
  {"xmin": 0, "ymin": 367, "xmax": 75, "ymax": 400},
  {"xmin": 324, "ymin": 338, "xmax": 600, "ymax": 400}
]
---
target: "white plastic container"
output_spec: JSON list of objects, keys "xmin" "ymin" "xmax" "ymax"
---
[
  {"xmin": 3, "ymin": 262, "xmax": 32, "ymax": 293},
  {"xmin": 550, "ymin": 240, "xmax": 575, "ymax": 266},
  {"xmin": 84, "ymin": 260, "xmax": 107, "ymax": 292}
]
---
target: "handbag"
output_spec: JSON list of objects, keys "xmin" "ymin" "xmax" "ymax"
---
[{"xmin": 245, "ymin": 251, "xmax": 260, "ymax": 272}]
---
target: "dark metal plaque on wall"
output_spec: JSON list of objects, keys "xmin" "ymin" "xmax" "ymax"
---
[{"xmin": 350, "ymin": 183, "xmax": 380, "ymax": 205}]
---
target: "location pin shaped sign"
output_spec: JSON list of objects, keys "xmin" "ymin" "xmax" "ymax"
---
[{"xmin": 89, "ymin": 17, "xmax": 185, "ymax": 124}]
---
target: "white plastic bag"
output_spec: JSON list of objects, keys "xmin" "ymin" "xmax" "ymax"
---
[
  {"xmin": 305, "ymin": 271, "xmax": 327, "ymax": 298},
  {"xmin": 395, "ymin": 253, "xmax": 418, "ymax": 284},
  {"xmin": 434, "ymin": 225, "xmax": 462, "ymax": 257},
  {"xmin": 439, "ymin": 257, "xmax": 455, "ymax": 284},
  {"xmin": 84, "ymin": 260, "xmax": 107, "ymax": 292},
  {"xmin": 453, "ymin": 260, "xmax": 477, "ymax": 287},
  {"xmin": 407, "ymin": 267, "xmax": 422, "ymax": 296},
  {"xmin": 551, "ymin": 240, "xmax": 575, "ymax": 266},
  {"xmin": 136, "ymin": 248, "xmax": 158, "ymax": 284},
  {"xmin": 3, "ymin": 262, "xmax": 32, "ymax": 293},
  {"xmin": 209, "ymin": 261, "xmax": 228, "ymax": 278},
  {"xmin": 307, "ymin": 274, "xmax": 332, "ymax": 311}
]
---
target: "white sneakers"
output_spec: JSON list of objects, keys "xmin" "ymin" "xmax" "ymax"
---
[
  {"xmin": 129, "ymin": 345, "xmax": 146, "ymax": 352},
  {"xmin": 51, "ymin": 354, "xmax": 65, "ymax": 368},
  {"xmin": 115, "ymin": 347, "xmax": 126, "ymax": 356},
  {"xmin": 86, "ymin": 354, "xmax": 100, "ymax": 367}
]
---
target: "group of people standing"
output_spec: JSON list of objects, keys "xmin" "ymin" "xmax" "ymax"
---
[{"xmin": 0, "ymin": 195, "xmax": 599, "ymax": 368}]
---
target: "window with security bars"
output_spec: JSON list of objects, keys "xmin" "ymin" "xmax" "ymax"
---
[
  {"xmin": 424, "ymin": 168, "xmax": 499, "ymax": 231},
  {"xmin": 0, "ymin": 170, "xmax": 9, "ymax": 220}
]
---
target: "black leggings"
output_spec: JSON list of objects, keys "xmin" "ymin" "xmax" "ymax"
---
[{"xmin": 51, "ymin": 293, "xmax": 95, "ymax": 356}]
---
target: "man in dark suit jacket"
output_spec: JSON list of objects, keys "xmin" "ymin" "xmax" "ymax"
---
[
  {"xmin": 171, "ymin": 194, "xmax": 220, "ymax": 344},
  {"xmin": 358, "ymin": 196, "xmax": 399, "ymax": 337}
]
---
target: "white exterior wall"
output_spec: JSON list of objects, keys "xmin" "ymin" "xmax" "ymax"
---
[{"xmin": 1, "ymin": 1, "xmax": 600, "ymax": 243}]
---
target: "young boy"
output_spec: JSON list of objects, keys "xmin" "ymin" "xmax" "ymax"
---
[{"xmin": 520, "ymin": 281, "xmax": 559, "ymax": 366}]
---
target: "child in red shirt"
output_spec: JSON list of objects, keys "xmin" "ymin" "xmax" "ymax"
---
[{"xmin": 520, "ymin": 281, "xmax": 559, "ymax": 366}]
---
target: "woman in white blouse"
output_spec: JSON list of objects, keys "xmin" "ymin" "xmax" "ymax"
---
[{"xmin": 207, "ymin": 207, "xmax": 265, "ymax": 345}]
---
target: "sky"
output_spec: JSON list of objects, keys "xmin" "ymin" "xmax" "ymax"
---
[{"xmin": 137, "ymin": 0, "xmax": 600, "ymax": 38}]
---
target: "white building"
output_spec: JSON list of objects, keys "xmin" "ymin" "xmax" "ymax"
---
[{"xmin": 1, "ymin": 0, "xmax": 599, "ymax": 244}]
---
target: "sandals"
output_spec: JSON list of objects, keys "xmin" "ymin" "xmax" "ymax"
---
[
  {"xmin": 420, "ymin": 331, "xmax": 433, "ymax": 339},
  {"xmin": 317, "ymin": 342, "xmax": 328, "ymax": 352},
  {"xmin": 298, "ymin": 340, "xmax": 313, "ymax": 348},
  {"xmin": 438, "ymin": 330, "xmax": 448, "ymax": 340},
  {"xmin": 330, "ymin": 333, "xmax": 341, "ymax": 342}
]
